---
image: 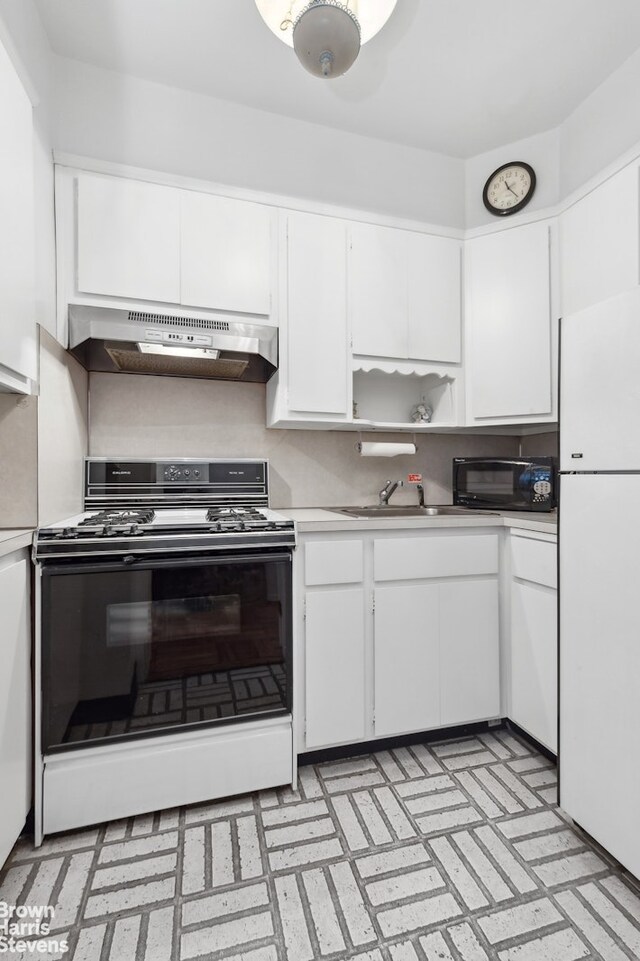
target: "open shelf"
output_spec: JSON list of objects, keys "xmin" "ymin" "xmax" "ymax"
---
[{"xmin": 352, "ymin": 365, "xmax": 459, "ymax": 429}]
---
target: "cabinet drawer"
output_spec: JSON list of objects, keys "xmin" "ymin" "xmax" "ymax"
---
[
  {"xmin": 374, "ymin": 534, "xmax": 498, "ymax": 582},
  {"xmin": 511, "ymin": 535, "xmax": 557, "ymax": 589},
  {"xmin": 305, "ymin": 540, "xmax": 364, "ymax": 586}
]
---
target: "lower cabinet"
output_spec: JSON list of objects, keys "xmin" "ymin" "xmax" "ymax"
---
[
  {"xmin": 507, "ymin": 531, "xmax": 558, "ymax": 753},
  {"xmin": 305, "ymin": 588, "xmax": 366, "ymax": 749},
  {"xmin": 374, "ymin": 584, "xmax": 440, "ymax": 736},
  {"xmin": 298, "ymin": 529, "xmax": 500, "ymax": 752},
  {"xmin": 0, "ymin": 550, "xmax": 31, "ymax": 868}
]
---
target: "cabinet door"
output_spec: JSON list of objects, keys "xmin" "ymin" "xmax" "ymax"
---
[
  {"xmin": 561, "ymin": 164, "xmax": 640, "ymax": 317},
  {"xmin": 407, "ymin": 235, "xmax": 461, "ymax": 363},
  {"xmin": 350, "ymin": 223, "xmax": 408, "ymax": 358},
  {"xmin": 0, "ymin": 555, "xmax": 31, "ymax": 869},
  {"xmin": 77, "ymin": 174, "xmax": 181, "ymax": 303},
  {"xmin": 0, "ymin": 38, "xmax": 36, "ymax": 387},
  {"xmin": 511, "ymin": 581, "xmax": 557, "ymax": 752},
  {"xmin": 374, "ymin": 584, "xmax": 440, "ymax": 737},
  {"xmin": 305, "ymin": 589, "xmax": 366, "ymax": 749},
  {"xmin": 466, "ymin": 222, "xmax": 552, "ymax": 421},
  {"xmin": 181, "ymin": 192, "xmax": 272, "ymax": 315},
  {"xmin": 287, "ymin": 212, "xmax": 349, "ymax": 414},
  {"xmin": 440, "ymin": 580, "xmax": 500, "ymax": 726}
]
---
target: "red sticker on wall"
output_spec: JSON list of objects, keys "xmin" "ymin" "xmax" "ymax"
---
[{"xmin": 407, "ymin": 473, "xmax": 422, "ymax": 483}]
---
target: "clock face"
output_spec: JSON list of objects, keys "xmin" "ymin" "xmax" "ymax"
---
[{"xmin": 483, "ymin": 162, "xmax": 536, "ymax": 216}]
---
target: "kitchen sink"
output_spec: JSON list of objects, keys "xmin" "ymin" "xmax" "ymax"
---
[{"xmin": 334, "ymin": 505, "xmax": 478, "ymax": 518}]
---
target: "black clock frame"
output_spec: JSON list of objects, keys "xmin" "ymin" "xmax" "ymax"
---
[{"xmin": 482, "ymin": 161, "xmax": 537, "ymax": 216}]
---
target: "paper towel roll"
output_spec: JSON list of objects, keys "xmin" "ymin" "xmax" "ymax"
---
[{"xmin": 358, "ymin": 442, "xmax": 417, "ymax": 457}]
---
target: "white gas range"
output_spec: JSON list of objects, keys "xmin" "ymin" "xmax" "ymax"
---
[{"xmin": 32, "ymin": 458, "xmax": 296, "ymax": 843}]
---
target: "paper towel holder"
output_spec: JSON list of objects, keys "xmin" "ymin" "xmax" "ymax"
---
[{"xmin": 356, "ymin": 433, "xmax": 420, "ymax": 454}]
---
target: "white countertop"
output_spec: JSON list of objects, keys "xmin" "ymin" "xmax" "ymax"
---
[
  {"xmin": 280, "ymin": 508, "xmax": 557, "ymax": 536},
  {"xmin": 0, "ymin": 529, "xmax": 33, "ymax": 558}
]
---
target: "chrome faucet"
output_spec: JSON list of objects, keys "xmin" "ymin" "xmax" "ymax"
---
[
  {"xmin": 378, "ymin": 479, "xmax": 403, "ymax": 505},
  {"xmin": 417, "ymin": 483, "xmax": 425, "ymax": 507}
]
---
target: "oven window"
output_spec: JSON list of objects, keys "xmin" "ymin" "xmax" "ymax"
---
[{"xmin": 42, "ymin": 553, "xmax": 292, "ymax": 752}]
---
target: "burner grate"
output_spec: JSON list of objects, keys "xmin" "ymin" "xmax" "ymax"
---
[
  {"xmin": 206, "ymin": 507, "xmax": 265, "ymax": 522},
  {"xmin": 78, "ymin": 509, "xmax": 156, "ymax": 527}
]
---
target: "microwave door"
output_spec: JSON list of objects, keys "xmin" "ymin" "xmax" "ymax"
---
[{"xmin": 457, "ymin": 461, "xmax": 524, "ymax": 508}]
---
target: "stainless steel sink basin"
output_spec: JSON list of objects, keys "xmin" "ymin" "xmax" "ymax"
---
[{"xmin": 334, "ymin": 505, "xmax": 476, "ymax": 518}]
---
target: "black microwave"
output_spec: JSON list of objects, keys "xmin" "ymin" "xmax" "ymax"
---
[{"xmin": 453, "ymin": 457, "xmax": 557, "ymax": 512}]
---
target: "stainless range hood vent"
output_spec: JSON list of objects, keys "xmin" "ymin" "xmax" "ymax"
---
[
  {"xmin": 68, "ymin": 305, "xmax": 277, "ymax": 384},
  {"xmin": 128, "ymin": 310, "xmax": 231, "ymax": 332}
]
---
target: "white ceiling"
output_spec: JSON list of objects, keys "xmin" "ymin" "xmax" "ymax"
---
[{"xmin": 35, "ymin": 0, "xmax": 640, "ymax": 158}]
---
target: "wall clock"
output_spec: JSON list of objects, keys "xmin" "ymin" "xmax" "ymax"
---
[{"xmin": 483, "ymin": 161, "xmax": 536, "ymax": 216}]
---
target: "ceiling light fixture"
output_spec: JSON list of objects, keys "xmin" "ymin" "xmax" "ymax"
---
[{"xmin": 255, "ymin": 0, "xmax": 397, "ymax": 79}]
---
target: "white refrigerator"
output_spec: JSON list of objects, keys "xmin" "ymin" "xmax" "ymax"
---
[{"xmin": 560, "ymin": 286, "xmax": 640, "ymax": 878}]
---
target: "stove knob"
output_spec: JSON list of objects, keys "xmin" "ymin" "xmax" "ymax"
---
[
  {"xmin": 184, "ymin": 469, "xmax": 190, "ymax": 478},
  {"xmin": 193, "ymin": 469, "xmax": 200, "ymax": 478}
]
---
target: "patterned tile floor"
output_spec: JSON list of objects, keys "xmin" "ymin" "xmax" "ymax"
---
[{"xmin": 2, "ymin": 729, "xmax": 640, "ymax": 960}]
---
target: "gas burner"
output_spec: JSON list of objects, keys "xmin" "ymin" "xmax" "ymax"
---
[
  {"xmin": 206, "ymin": 507, "xmax": 265, "ymax": 522},
  {"xmin": 78, "ymin": 508, "xmax": 156, "ymax": 527}
]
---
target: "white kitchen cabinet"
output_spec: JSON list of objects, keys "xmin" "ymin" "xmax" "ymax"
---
[
  {"xmin": 374, "ymin": 533, "xmax": 500, "ymax": 733},
  {"xmin": 350, "ymin": 222, "xmax": 462, "ymax": 364},
  {"xmin": 0, "ymin": 37, "xmax": 37, "ymax": 392},
  {"xmin": 508, "ymin": 531, "xmax": 557, "ymax": 753},
  {"xmin": 77, "ymin": 174, "xmax": 181, "ymax": 304},
  {"xmin": 374, "ymin": 584, "xmax": 440, "ymax": 737},
  {"xmin": 302, "ymin": 539, "xmax": 366, "ymax": 749},
  {"xmin": 180, "ymin": 191, "xmax": 273, "ymax": 315},
  {"xmin": 0, "ymin": 551, "xmax": 31, "ymax": 868},
  {"xmin": 440, "ymin": 579, "xmax": 500, "ymax": 726},
  {"xmin": 304, "ymin": 589, "xmax": 366, "ymax": 749},
  {"xmin": 286, "ymin": 212, "xmax": 349, "ymax": 414},
  {"xmin": 407, "ymin": 233, "xmax": 461, "ymax": 363},
  {"xmin": 465, "ymin": 220, "xmax": 554, "ymax": 424},
  {"xmin": 350, "ymin": 222, "xmax": 407, "ymax": 358},
  {"xmin": 297, "ymin": 528, "xmax": 501, "ymax": 753},
  {"xmin": 561, "ymin": 163, "xmax": 640, "ymax": 317}
]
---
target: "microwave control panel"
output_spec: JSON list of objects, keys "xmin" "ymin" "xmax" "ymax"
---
[{"xmin": 530, "ymin": 466, "xmax": 553, "ymax": 503}]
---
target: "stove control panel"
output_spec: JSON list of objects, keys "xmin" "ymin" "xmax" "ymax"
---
[{"xmin": 162, "ymin": 464, "xmax": 206, "ymax": 482}]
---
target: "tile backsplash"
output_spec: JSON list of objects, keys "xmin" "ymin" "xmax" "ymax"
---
[{"xmin": 88, "ymin": 373, "xmax": 529, "ymax": 508}]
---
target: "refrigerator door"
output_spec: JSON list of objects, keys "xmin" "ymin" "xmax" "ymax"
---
[
  {"xmin": 560, "ymin": 473, "xmax": 640, "ymax": 878},
  {"xmin": 560, "ymin": 286, "xmax": 640, "ymax": 471}
]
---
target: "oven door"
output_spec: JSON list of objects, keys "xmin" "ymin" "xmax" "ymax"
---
[{"xmin": 41, "ymin": 549, "xmax": 292, "ymax": 753}]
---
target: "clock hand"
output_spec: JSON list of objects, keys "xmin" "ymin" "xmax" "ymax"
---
[{"xmin": 505, "ymin": 180, "xmax": 519, "ymax": 198}]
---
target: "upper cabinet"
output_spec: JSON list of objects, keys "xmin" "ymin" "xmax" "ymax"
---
[
  {"xmin": 0, "ymin": 38, "xmax": 37, "ymax": 393},
  {"xmin": 350, "ymin": 223, "xmax": 462, "ymax": 364},
  {"xmin": 465, "ymin": 220, "xmax": 556, "ymax": 425},
  {"xmin": 180, "ymin": 191, "xmax": 272, "ymax": 315},
  {"xmin": 77, "ymin": 175, "xmax": 181, "ymax": 304},
  {"xmin": 58, "ymin": 169, "xmax": 277, "ymax": 344},
  {"xmin": 560, "ymin": 164, "xmax": 640, "ymax": 318},
  {"xmin": 267, "ymin": 211, "xmax": 350, "ymax": 425}
]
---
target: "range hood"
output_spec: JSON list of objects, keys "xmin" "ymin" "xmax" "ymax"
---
[{"xmin": 68, "ymin": 305, "xmax": 278, "ymax": 383}]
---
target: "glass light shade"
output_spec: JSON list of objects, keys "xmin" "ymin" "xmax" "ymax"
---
[
  {"xmin": 293, "ymin": 2, "xmax": 360, "ymax": 78},
  {"xmin": 255, "ymin": 1, "xmax": 397, "ymax": 47}
]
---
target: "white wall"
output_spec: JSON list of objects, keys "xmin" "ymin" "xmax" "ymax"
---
[
  {"xmin": 88, "ymin": 372, "xmax": 520, "ymax": 508},
  {"xmin": 38, "ymin": 330, "xmax": 88, "ymax": 525},
  {"xmin": 53, "ymin": 55, "xmax": 466, "ymax": 229},
  {"xmin": 560, "ymin": 45, "xmax": 640, "ymax": 197}
]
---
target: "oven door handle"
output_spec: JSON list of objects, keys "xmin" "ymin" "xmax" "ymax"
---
[{"xmin": 40, "ymin": 549, "xmax": 293, "ymax": 575}]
